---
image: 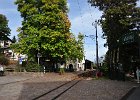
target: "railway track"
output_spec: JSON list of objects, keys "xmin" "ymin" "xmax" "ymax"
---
[
  {"xmin": 0, "ymin": 71, "xmax": 93, "ymax": 99},
  {"xmin": 32, "ymin": 77, "xmax": 82, "ymax": 100},
  {"xmin": 0, "ymin": 78, "xmax": 32, "ymax": 86}
]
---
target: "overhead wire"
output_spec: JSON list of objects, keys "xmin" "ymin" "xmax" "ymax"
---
[
  {"xmin": 87, "ymin": 2, "xmax": 106, "ymax": 56},
  {"xmin": 87, "ymin": 3, "xmax": 102, "ymax": 37},
  {"xmin": 76, "ymin": 0, "xmax": 85, "ymax": 32},
  {"xmin": 76, "ymin": 0, "xmax": 87, "ymax": 57},
  {"xmin": 77, "ymin": 0, "xmax": 96, "ymax": 59},
  {"xmin": 77, "ymin": 0, "xmax": 94, "ymax": 37}
]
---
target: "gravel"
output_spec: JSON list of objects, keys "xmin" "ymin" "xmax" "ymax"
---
[
  {"xmin": 57, "ymin": 79, "xmax": 139, "ymax": 100},
  {"xmin": 0, "ymin": 73, "xmax": 139, "ymax": 100}
]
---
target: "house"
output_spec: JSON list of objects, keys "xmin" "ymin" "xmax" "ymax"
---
[
  {"xmin": 85, "ymin": 59, "xmax": 93, "ymax": 70},
  {"xmin": 65, "ymin": 57, "xmax": 85, "ymax": 71},
  {"xmin": 0, "ymin": 39, "xmax": 19, "ymax": 61}
]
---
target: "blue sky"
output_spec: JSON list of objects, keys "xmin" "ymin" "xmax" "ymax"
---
[
  {"xmin": 67, "ymin": 0, "xmax": 107, "ymax": 62},
  {"xmin": 0, "ymin": 0, "xmax": 139, "ymax": 62}
]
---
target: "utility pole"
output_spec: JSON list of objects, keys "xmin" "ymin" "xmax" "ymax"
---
[
  {"xmin": 85, "ymin": 20, "xmax": 99, "ymax": 69},
  {"xmin": 93, "ymin": 20, "xmax": 99, "ymax": 69}
]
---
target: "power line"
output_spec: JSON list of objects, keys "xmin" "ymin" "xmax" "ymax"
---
[
  {"xmin": 87, "ymin": 3, "xmax": 103, "ymax": 37},
  {"xmin": 76, "ymin": 0, "xmax": 85, "ymax": 28},
  {"xmin": 87, "ymin": 3, "xmax": 94, "ymax": 21}
]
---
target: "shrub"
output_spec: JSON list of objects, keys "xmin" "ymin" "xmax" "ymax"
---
[
  {"xmin": 22, "ymin": 61, "xmax": 27, "ymax": 67},
  {"xmin": 25, "ymin": 62, "xmax": 40, "ymax": 72},
  {"xmin": 0, "ymin": 55, "xmax": 9, "ymax": 65},
  {"xmin": 99, "ymin": 64, "xmax": 108, "ymax": 76}
]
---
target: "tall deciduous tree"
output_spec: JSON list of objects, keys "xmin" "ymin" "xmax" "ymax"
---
[
  {"xmin": 88, "ymin": 0, "xmax": 140, "ymax": 76},
  {"xmin": 0, "ymin": 14, "xmax": 11, "ymax": 40},
  {"xmin": 88, "ymin": 0, "xmax": 140, "ymax": 61},
  {"xmin": 14, "ymin": 0, "xmax": 83, "ymax": 62},
  {"xmin": 67, "ymin": 33, "xmax": 84, "ymax": 61},
  {"xmin": 89, "ymin": 0, "xmax": 140, "ymax": 48}
]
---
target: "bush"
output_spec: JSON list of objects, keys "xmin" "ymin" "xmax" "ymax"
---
[
  {"xmin": 22, "ymin": 61, "xmax": 27, "ymax": 67},
  {"xmin": 0, "ymin": 55, "xmax": 9, "ymax": 65},
  {"xmin": 25, "ymin": 62, "xmax": 40, "ymax": 72},
  {"xmin": 99, "ymin": 64, "xmax": 108, "ymax": 76}
]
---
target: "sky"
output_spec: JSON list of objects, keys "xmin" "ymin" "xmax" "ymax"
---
[
  {"xmin": 0, "ymin": 0, "xmax": 139, "ymax": 62},
  {"xmin": 67, "ymin": 0, "xmax": 107, "ymax": 62}
]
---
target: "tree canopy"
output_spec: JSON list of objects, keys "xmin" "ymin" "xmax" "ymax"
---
[
  {"xmin": 89, "ymin": 0, "xmax": 140, "ymax": 49},
  {"xmin": 12, "ymin": 36, "xmax": 17, "ymax": 43},
  {"xmin": 88, "ymin": 0, "xmax": 140, "ymax": 74},
  {"xmin": 0, "ymin": 14, "xmax": 11, "ymax": 41},
  {"xmin": 14, "ymin": 0, "xmax": 84, "ymax": 62}
]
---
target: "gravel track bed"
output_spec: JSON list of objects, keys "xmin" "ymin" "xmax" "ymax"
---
[
  {"xmin": 57, "ymin": 79, "xmax": 139, "ymax": 100},
  {"xmin": 0, "ymin": 73, "xmax": 77, "ymax": 100},
  {"xmin": 0, "ymin": 73, "xmax": 139, "ymax": 100}
]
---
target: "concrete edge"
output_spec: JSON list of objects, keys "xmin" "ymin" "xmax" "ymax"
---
[{"xmin": 120, "ymin": 86, "xmax": 137, "ymax": 100}]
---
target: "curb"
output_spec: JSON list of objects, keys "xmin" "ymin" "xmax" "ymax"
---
[{"xmin": 120, "ymin": 86, "xmax": 136, "ymax": 100}]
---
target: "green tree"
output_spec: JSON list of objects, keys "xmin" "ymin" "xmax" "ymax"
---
[
  {"xmin": 89, "ymin": 0, "xmax": 140, "ymax": 47},
  {"xmin": 12, "ymin": 36, "xmax": 17, "ymax": 43},
  {"xmin": 67, "ymin": 33, "xmax": 84, "ymax": 61},
  {"xmin": 14, "ymin": 0, "xmax": 84, "ymax": 62},
  {"xmin": 0, "ymin": 14, "xmax": 11, "ymax": 40},
  {"xmin": 77, "ymin": 33, "xmax": 84, "ymax": 61},
  {"xmin": 88, "ymin": 0, "xmax": 140, "ymax": 65}
]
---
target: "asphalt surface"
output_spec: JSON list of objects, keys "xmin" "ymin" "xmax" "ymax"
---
[{"xmin": 123, "ymin": 86, "xmax": 140, "ymax": 100}]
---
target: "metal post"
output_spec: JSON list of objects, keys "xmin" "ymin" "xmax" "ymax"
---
[
  {"xmin": 44, "ymin": 66, "xmax": 45, "ymax": 73},
  {"xmin": 37, "ymin": 52, "xmax": 42, "ymax": 65},
  {"xmin": 38, "ymin": 57, "xmax": 39, "ymax": 65},
  {"xmin": 136, "ymin": 67, "xmax": 140, "ymax": 83}
]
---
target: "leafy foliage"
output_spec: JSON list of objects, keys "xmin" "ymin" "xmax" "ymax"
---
[
  {"xmin": 89, "ymin": 0, "xmax": 140, "ymax": 49},
  {"xmin": 100, "ymin": 64, "xmax": 108, "ymax": 76},
  {"xmin": 101, "ymin": 52, "xmax": 109, "ymax": 76},
  {"xmin": 14, "ymin": 0, "xmax": 84, "ymax": 63},
  {"xmin": 67, "ymin": 33, "xmax": 84, "ymax": 61},
  {"xmin": 12, "ymin": 36, "xmax": 17, "ymax": 43},
  {"xmin": 25, "ymin": 62, "xmax": 40, "ymax": 72},
  {"xmin": 88, "ymin": 0, "xmax": 140, "ymax": 71},
  {"xmin": 0, "ymin": 55, "xmax": 9, "ymax": 65},
  {"xmin": 0, "ymin": 14, "xmax": 11, "ymax": 40}
]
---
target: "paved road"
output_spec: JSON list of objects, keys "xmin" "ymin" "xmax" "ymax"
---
[
  {"xmin": 124, "ymin": 86, "xmax": 140, "ymax": 100},
  {"xmin": 0, "ymin": 73, "xmax": 139, "ymax": 100}
]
